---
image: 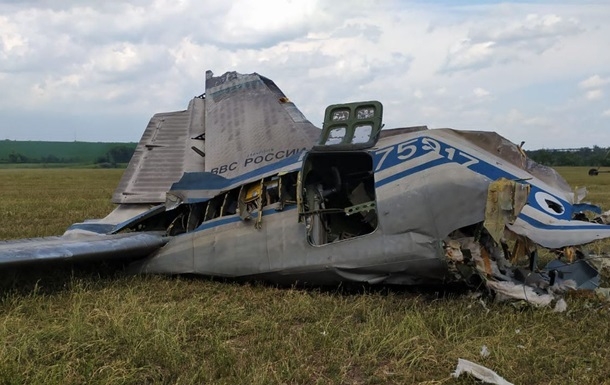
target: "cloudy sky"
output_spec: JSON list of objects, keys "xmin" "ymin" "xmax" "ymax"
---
[{"xmin": 0, "ymin": 0, "xmax": 608, "ymax": 149}]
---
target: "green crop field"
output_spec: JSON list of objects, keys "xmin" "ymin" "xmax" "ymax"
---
[
  {"xmin": 1, "ymin": 167, "xmax": 610, "ymax": 384},
  {"xmin": 0, "ymin": 141, "xmax": 136, "ymax": 165}
]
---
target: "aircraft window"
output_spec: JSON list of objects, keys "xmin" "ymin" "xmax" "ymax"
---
[
  {"xmin": 331, "ymin": 109, "xmax": 350, "ymax": 121},
  {"xmin": 352, "ymin": 124, "xmax": 372, "ymax": 144},
  {"xmin": 264, "ymin": 178, "xmax": 280, "ymax": 205},
  {"xmin": 279, "ymin": 173, "xmax": 298, "ymax": 210},
  {"xmin": 325, "ymin": 126, "xmax": 346, "ymax": 145},
  {"xmin": 204, "ymin": 196, "xmax": 223, "ymax": 221},
  {"xmin": 220, "ymin": 190, "xmax": 239, "ymax": 216},
  {"xmin": 186, "ymin": 202, "xmax": 206, "ymax": 231},
  {"xmin": 356, "ymin": 106, "xmax": 375, "ymax": 119}
]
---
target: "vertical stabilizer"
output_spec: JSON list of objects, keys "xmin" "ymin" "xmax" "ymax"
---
[
  {"xmin": 112, "ymin": 70, "xmax": 319, "ymax": 203},
  {"xmin": 203, "ymin": 71, "xmax": 320, "ymax": 179}
]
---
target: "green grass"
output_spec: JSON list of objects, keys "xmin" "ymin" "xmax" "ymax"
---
[
  {"xmin": 0, "ymin": 169, "xmax": 119, "ymax": 239},
  {"xmin": 1, "ymin": 167, "xmax": 610, "ymax": 384}
]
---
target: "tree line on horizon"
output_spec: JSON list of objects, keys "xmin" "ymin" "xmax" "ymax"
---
[
  {"xmin": 1, "ymin": 141, "xmax": 608, "ymax": 168},
  {"xmin": 525, "ymin": 146, "xmax": 610, "ymax": 167},
  {"xmin": 0, "ymin": 143, "xmax": 136, "ymax": 166}
]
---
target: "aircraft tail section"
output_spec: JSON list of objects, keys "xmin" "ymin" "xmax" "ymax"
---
[
  {"xmin": 203, "ymin": 71, "xmax": 320, "ymax": 179},
  {"xmin": 112, "ymin": 70, "xmax": 319, "ymax": 203}
]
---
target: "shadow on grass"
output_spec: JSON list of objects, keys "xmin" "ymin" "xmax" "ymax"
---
[
  {"xmin": 0, "ymin": 259, "xmax": 484, "ymax": 304},
  {"xmin": 0, "ymin": 260, "xmax": 133, "ymax": 297},
  {"xmin": 177, "ymin": 272, "xmax": 482, "ymax": 303}
]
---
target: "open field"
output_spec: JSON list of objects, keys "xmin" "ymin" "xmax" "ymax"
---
[
  {"xmin": 0, "ymin": 141, "xmax": 136, "ymax": 165},
  {"xmin": 1, "ymin": 167, "xmax": 610, "ymax": 384}
]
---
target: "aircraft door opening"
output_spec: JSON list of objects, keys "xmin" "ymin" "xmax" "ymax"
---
[{"xmin": 300, "ymin": 152, "xmax": 378, "ymax": 246}]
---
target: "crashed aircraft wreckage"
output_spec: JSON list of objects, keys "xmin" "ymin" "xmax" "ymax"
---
[{"xmin": 2, "ymin": 70, "xmax": 610, "ymax": 306}]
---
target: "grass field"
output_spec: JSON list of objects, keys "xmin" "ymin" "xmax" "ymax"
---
[{"xmin": 1, "ymin": 167, "xmax": 610, "ymax": 384}]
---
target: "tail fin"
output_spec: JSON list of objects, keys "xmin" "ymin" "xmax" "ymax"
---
[
  {"xmin": 113, "ymin": 71, "xmax": 320, "ymax": 204},
  {"xmin": 203, "ymin": 71, "xmax": 320, "ymax": 178}
]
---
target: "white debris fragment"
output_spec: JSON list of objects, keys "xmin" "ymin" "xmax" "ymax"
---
[
  {"xmin": 445, "ymin": 240, "xmax": 464, "ymax": 262},
  {"xmin": 595, "ymin": 287, "xmax": 610, "ymax": 300},
  {"xmin": 479, "ymin": 299, "xmax": 490, "ymax": 313},
  {"xmin": 575, "ymin": 187, "xmax": 587, "ymax": 203},
  {"xmin": 553, "ymin": 298, "xmax": 568, "ymax": 313},
  {"xmin": 480, "ymin": 345, "xmax": 490, "ymax": 358},
  {"xmin": 551, "ymin": 279, "xmax": 577, "ymax": 293},
  {"xmin": 596, "ymin": 209, "xmax": 610, "ymax": 225},
  {"xmin": 452, "ymin": 358, "xmax": 514, "ymax": 385},
  {"xmin": 589, "ymin": 257, "xmax": 610, "ymax": 273},
  {"xmin": 486, "ymin": 280, "xmax": 554, "ymax": 306}
]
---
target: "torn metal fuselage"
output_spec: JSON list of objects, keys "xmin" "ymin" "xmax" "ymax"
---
[
  {"xmin": 125, "ymin": 126, "xmax": 610, "ymax": 295},
  {"xmin": 3, "ymin": 70, "xmax": 610, "ymax": 302}
]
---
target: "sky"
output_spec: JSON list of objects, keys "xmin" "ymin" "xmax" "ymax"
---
[{"xmin": 0, "ymin": 0, "xmax": 608, "ymax": 149}]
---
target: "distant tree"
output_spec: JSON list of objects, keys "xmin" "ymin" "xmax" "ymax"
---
[
  {"xmin": 96, "ymin": 155, "xmax": 109, "ymax": 164},
  {"xmin": 107, "ymin": 145, "xmax": 134, "ymax": 164},
  {"xmin": 7, "ymin": 151, "xmax": 29, "ymax": 163},
  {"xmin": 96, "ymin": 145, "xmax": 135, "ymax": 166},
  {"xmin": 41, "ymin": 154, "xmax": 60, "ymax": 163},
  {"xmin": 527, "ymin": 147, "xmax": 610, "ymax": 167}
]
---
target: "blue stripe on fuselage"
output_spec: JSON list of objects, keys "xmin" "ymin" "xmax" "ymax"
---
[
  {"xmin": 185, "ymin": 135, "xmax": 588, "ymax": 235},
  {"xmin": 371, "ymin": 136, "xmax": 574, "ymax": 221},
  {"xmin": 518, "ymin": 212, "xmax": 610, "ymax": 231}
]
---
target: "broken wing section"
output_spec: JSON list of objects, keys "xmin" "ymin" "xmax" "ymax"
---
[
  {"xmin": 203, "ymin": 71, "xmax": 320, "ymax": 179},
  {"xmin": 0, "ymin": 233, "xmax": 168, "ymax": 267},
  {"xmin": 112, "ymin": 97, "xmax": 206, "ymax": 204}
]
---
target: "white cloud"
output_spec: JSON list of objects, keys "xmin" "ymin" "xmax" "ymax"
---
[
  {"xmin": 444, "ymin": 39, "xmax": 495, "ymax": 71},
  {"xmin": 579, "ymin": 74, "xmax": 610, "ymax": 89},
  {"xmin": 88, "ymin": 43, "xmax": 142, "ymax": 73},
  {"xmin": 473, "ymin": 87, "xmax": 490, "ymax": 98},
  {"xmin": 480, "ymin": 13, "xmax": 582, "ymax": 44},
  {"xmin": 602, "ymin": 109, "xmax": 610, "ymax": 117},
  {"xmin": 586, "ymin": 89, "xmax": 604, "ymax": 100},
  {"xmin": 0, "ymin": 0, "xmax": 608, "ymax": 148},
  {"xmin": 442, "ymin": 11, "xmax": 584, "ymax": 73},
  {"xmin": 0, "ymin": 16, "xmax": 28, "ymax": 56},
  {"xmin": 210, "ymin": 0, "xmax": 319, "ymax": 47},
  {"xmin": 524, "ymin": 116, "xmax": 551, "ymax": 126}
]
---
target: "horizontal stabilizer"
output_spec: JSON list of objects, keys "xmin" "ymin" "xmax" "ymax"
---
[
  {"xmin": 0, "ymin": 233, "xmax": 168, "ymax": 267},
  {"xmin": 112, "ymin": 97, "xmax": 206, "ymax": 204}
]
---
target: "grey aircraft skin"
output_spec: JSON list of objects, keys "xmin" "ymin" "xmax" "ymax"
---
[{"xmin": 2, "ymin": 70, "xmax": 610, "ymax": 292}]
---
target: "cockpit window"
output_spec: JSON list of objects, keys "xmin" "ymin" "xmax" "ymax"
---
[
  {"xmin": 326, "ymin": 126, "xmax": 347, "ymax": 145},
  {"xmin": 352, "ymin": 124, "xmax": 373, "ymax": 144}
]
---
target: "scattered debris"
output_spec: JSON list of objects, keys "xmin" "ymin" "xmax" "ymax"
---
[
  {"xmin": 480, "ymin": 345, "xmax": 490, "ymax": 358},
  {"xmin": 553, "ymin": 298, "xmax": 568, "ymax": 313},
  {"xmin": 452, "ymin": 358, "xmax": 514, "ymax": 385},
  {"xmin": 444, "ymin": 177, "xmax": 610, "ymax": 309},
  {"xmin": 595, "ymin": 287, "xmax": 610, "ymax": 301}
]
